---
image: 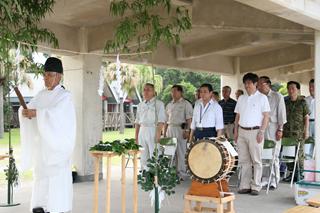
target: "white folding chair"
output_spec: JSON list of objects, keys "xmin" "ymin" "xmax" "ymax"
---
[
  {"xmin": 262, "ymin": 139, "xmax": 277, "ymax": 194},
  {"xmin": 280, "ymin": 137, "xmax": 300, "ymax": 187},
  {"xmin": 159, "ymin": 137, "xmax": 177, "ymax": 166}
]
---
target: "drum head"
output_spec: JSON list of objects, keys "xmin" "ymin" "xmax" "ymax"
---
[{"xmin": 186, "ymin": 140, "xmax": 224, "ymax": 182}]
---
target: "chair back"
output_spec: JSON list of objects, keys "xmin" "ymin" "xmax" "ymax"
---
[
  {"xmin": 281, "ymin": 137, "xmax": 299, "ymax": 158},
  {"xmin": 305, "ymin": 137, "xmax": 315, "ymax": 145},
  {"xmin": 281, "ymin": 137, "xmax": 298, "ymax": 146},
  {"xmin": 264, "ymin": 140, "xmax": 276, "ymax": 149},
  {"xmin": 159, "ymin": 137, "xmax": 177, "ymax": 146}
]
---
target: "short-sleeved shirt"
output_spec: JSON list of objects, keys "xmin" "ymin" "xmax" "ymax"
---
[
  {"xmin": 283, "ymin": 96, "xmax": 309, "ymax": 139},
  {"xmin": 166, "ymin": 98, "xmax": 193, "ymax": 125},
  {"xmin": 234, "ymin": 90, "xmax": 270, "ymax": 127},
  {"xmin": 191, "ymin": 99, "xmax": 224, "ymax": 130},
  {"xmin": 218, "ymin": 98, "xmax": 237, "ymax": 124},
  {"xmin": 135, "ymin": 97, "xmax": 166, "ymax": 125},
  {"xmin": 305, "ymin": 96, "xmax": 315, "ymax": 120},
  {"xmin": 266, "ymin": 90, "xmax": 287, "ymax": 125}
]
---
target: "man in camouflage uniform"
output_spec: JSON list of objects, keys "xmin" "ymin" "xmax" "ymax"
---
[{"xmin": 283, "ymin": 81, "xmax": 309, "ymax": 181}]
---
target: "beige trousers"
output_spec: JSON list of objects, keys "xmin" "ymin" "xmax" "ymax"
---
[
  {"xmin": 166, "ymin": 126, "xmax": 188, "ymax": 178},
  {"xmin": 238, "ymin": 128, "xmax": 264, "ymax": 191},
  {"xmin": 223, "ymin": 123, "xmax": 234, "ymax": 139}
]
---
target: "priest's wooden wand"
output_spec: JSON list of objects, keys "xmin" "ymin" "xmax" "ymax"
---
[{"xmin": 13, "ymin": 87, "xmax": 27, "ymax": 109}]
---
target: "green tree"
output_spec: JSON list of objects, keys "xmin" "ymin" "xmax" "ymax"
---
[
  {"xmin": 159, "ymin": 81, "xmax": 196, "ymax": 104},
  {"xmin": 105, "ymin": 0, "xmax": 191, "ymax": 53},
  {"xmin": 273, "ymin": 82, "xmax": 288, "ymax": 96},
  {"xmin": 156, "ymin": 68, "xmax": 220, "ymax": 101},
  {"xmin": 0, "ymin": 1, "xmax": 57, "ymax": 138},
  {"xmin": 105, "ymin": 62, "xmax": 139, "ymax": 97},
  {"xmin": 136, "ymin": 65, "xmax": 163, "ymax": 95}
]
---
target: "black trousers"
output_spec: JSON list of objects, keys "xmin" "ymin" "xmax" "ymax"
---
[{"xmin": 194, "ymin": 127, "xmax": 217, "ymax": 140}]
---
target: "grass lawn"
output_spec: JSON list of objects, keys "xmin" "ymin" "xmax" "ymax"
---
[
  {"xmin": 0, "ymin": 128, "xmax": 135, "ymax": 185},
  {"xmin": 0, "ymin": 129, "xmax": 20, "ymax": 149},
  {"xmin": 102, "ymin": 128, "xmax": 135, "ymax": 142}
]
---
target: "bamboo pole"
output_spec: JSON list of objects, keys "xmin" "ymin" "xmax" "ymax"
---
[
  {"xmin": 93, "ymin": 156, "xmax": 100, "ymax": 213},
  {"xmin": 121, "ymin": 154, "xmax": 126, "ymax": 213},
  {"xmin": 133, "ymin": 152, "xmax": 138, "ymax": 213},
  {"xmin": 106, "ymin": 155, "xmax": 112, "ymax": 213}
]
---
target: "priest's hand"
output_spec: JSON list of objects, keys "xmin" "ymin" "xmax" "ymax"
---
[{"xmin": 22, "ymin": 109, "xmax": 36, "ymax": 119}]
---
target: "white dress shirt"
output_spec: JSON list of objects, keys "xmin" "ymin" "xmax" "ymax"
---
[
  {"xmin": 135, "ymin": 97, "xmax": 166, "ymax": 125},
  {"xmin": 191, "ymin": 99, "xmax": 224, "ymax": 130},
  {"xmin": 235, "ymin": 90, "xmax": 270, "ymax": 127},
  {"xmin": 305, "ymin": 96, "xmax": 315, "ymax": 119}
]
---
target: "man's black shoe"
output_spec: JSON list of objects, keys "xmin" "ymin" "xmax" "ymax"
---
[
  {"xmin": 250, "ymin": 190, "xmax": 259, "ymax": 196},
  {"xmin": 32, "ymin": 207, "xmax": 45, "ymax": 213},
  {"xmin": 238, "ymin": 189, "xmax": 251, "ymax": 194},
  {"xmin": 269, "ymin": 186, "xmax": 276, "ymax": 191},
  {"xmin": 283, "ymin": 175, "xmax": 298, "ymax": 182}
]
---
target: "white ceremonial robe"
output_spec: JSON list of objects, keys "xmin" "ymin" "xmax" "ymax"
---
[{"xmin": 19, "ymin": 85, "xmax": 76, "ymax": 213}]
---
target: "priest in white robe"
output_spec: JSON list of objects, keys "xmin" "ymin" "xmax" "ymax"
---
[{"xmin": 19, "ymin": 57, "xmax": 76, "ymax": 213}]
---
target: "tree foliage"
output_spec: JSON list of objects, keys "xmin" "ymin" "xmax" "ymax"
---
[
  {"xmin": 104, "ymin": 62, "xmax": 140, "ymax": 97},
  {"xmin": 105, "ymin": 0, "xmax": 191, "ymax": 53},
  {"xmin": 272, "ymin": 82, "xmax": 288, "ymax": 96},
  {"xmin": 156, "ymin": 68, "xmax": 221, "ymax": 91},
  {"xmin": 156, "ymin": 68, "xmax": 220, "ymax": 102},
  {"xmin": 136, "ymin": 65, "xmax": 163, "ymax": 95},
  {"xmin": 160, "ymin": 81, "xmax": 196, "ymax": 104},
  {"xmin": 0, "ymin": 0, "xmax": 58, "ymax": 83}
]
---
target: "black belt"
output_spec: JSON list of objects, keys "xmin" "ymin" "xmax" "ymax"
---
[
  {"xmin": 224, "ymin": 122, "xmax": 234, "ymax": 125},
  {"xmin": 240, "ymin": 126, "xmax": 260, "ymax": 130},
  {"xmin": 196, "ymin": 127, "xmax": 216, "ymax": 131},
  {"xmin": 309, "ymin": 119, "xmax": 315, "ymax": 122}
]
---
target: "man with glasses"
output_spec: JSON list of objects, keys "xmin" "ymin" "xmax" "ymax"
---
[{"xmin": 258, "ymin": 76, "xmax": 286, "ymax": 190}]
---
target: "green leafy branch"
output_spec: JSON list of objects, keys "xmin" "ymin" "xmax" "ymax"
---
[
  {"xmin": 4, "ymin": 156, "xmax": 19, "ymax": 187},
  {"xmin": 138, "ymin": 151, "xmax": 180, "ymax": 196},
  {"xmin": 105, "ymin": 0, "xmax": 192, "ymax": 53},
  {"xmin": 90, "ymin": 138, "xmax": 141, "ymax": 155}
]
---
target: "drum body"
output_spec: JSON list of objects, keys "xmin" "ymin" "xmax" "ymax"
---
[{"xmin": 186, "ymin": 138, "xmax": 236, "ymax": 183}]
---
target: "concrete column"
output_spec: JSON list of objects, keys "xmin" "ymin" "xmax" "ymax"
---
[
  {"xmin": 221, "ymin": 75, "xmax": 239, "ymax": 100},
  {"xmin": 62, "ymin": 54, "xmax": 103, "ymax": 181},
  {"xmin": 315, "ymin": 31, "xmax": 320, "ymax": 181},
  {"xmin": 221, "ymin": 57, "xmax": 243, "ymax": 100}
]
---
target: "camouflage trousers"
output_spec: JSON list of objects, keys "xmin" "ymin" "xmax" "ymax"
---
[
  {"xmin": 296, "ymin": 138, "xmax": 305, "ymax": 175},
  {"xmin": 286, "ymin": 138, "xmax": 305, "ymax": 177}
]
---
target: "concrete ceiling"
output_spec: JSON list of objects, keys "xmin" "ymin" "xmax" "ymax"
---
[
  {"xmin": 45, "ymin": 0, "xmax": 113, "ymax": 27},
  {"xmin": 41, "ymin": 0, "xmax": 317, "ymax": 76}
]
